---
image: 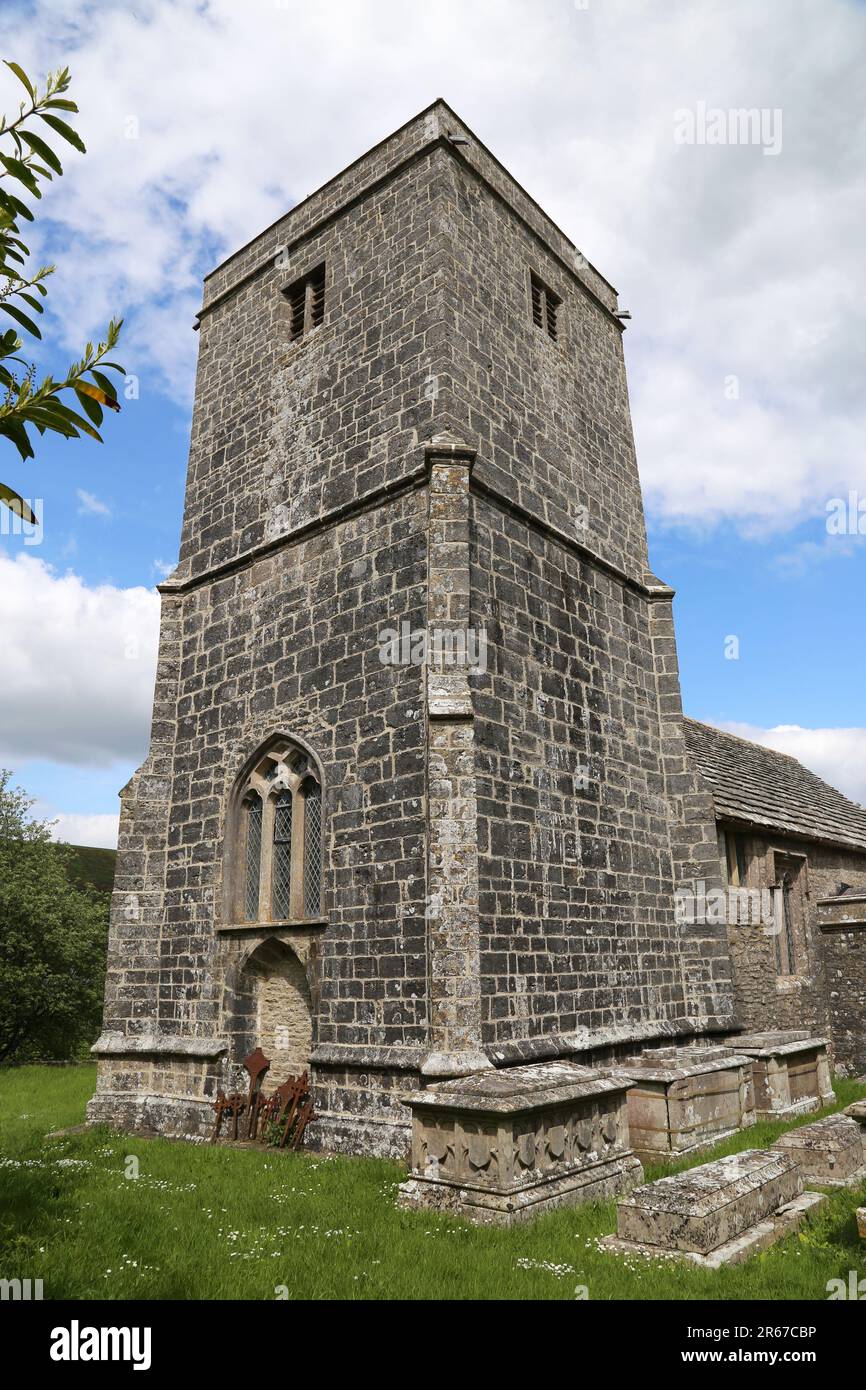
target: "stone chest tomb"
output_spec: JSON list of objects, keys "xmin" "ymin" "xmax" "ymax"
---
[
  {"xmin": 720, "ymin": 1031, "xmax": 833, "ymax": 1121},
  {"xmin": 87, "ymin": 99, "xmax": 741, "ymax": 1155},
  {"xmin": 398, "ymin": 1061, "xmax": 642, "ymax": 1225},
  {"xmin": 772, "ymin": 1114, "xmax": 866, "ymax": 1188},
  {"xmin": 619, "ymin": 1045, "xmax": 755, "ymax": 1161},
  {"xmin": 602, "ymin": 1150, "xmax": 827, "ymax": 1268}
]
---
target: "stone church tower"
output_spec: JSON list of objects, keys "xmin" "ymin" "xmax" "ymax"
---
[{"xmin": 88, "ymin": 101, "xmax": 736, "ymax": 1156}]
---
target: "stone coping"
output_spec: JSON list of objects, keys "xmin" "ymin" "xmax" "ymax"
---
[
  {"xmin": 484, "ymin": 1015, "xmax": 737, "ymax": 1067},
  {"xmin": 721, "ymin": 1031, "xmax": 828, "ymax": 1058},
  {"xmin": 403, "ymin": 1061, "xmax": 631, "ymax": 1115},
  {"xmin": 91, "ymin": 1031, "xmax": 228, "ymax": 1059},
  {"xmin": 620, "ymin": 1050, "xmax": 753, "ymax": 1083},
  {"xmin": 310, "ymin": 1043, "xmax": 424, "ymax": 1072},
  {"xmin": 215, "ymin": 918, "xmax": 328, "ymax": 935}
]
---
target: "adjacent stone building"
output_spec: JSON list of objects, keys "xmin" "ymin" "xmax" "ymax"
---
[
  {"xmin": 685, "ymin": 719, "xmax": 866, "ymax": 1076},
  {"xmin": 87, "ymin": 101, "xmax": 861, "ymax": 1156}
]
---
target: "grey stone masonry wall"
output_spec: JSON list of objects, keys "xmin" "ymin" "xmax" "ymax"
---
[
  {"xmin": 90, "ymin": 100, "xmax": 736, "ymax": 1152},
  {"xmin": 717, "ymin": 823, "xmax": 866, "ymax": 1075}
]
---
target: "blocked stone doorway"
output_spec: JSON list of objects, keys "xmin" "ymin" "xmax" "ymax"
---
[{"xmin": 229, "ymin": 938, "xmax": 313, "ymax": 1078}]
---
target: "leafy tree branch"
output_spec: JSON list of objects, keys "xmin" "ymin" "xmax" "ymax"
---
[{"xmin": 0, "ymin": 60, "xmax": 124, "ymax": 522}]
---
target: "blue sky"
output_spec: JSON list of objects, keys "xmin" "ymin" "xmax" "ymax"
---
[{"xmin": 2, "ymin": 0, "xmax": 865, "ymax": 844}]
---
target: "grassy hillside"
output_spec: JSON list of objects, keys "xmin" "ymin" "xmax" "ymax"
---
[{"xmin": 59, "ymin": 843, "xmax": 117, "ymax": 894}]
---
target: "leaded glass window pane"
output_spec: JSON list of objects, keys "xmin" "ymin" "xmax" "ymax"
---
[
  {"xmin": 272, "ymin": 790, "xmax": 293, "ymax": 920},
  {"xmin": 304, "ymin": 781, "xmax": 322, "ymax": 918},
  {"xmin": 243, "ymin": 795, "xmax": 262, "ymax": 920}
]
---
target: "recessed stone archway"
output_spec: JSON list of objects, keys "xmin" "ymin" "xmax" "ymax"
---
[{"xmin": 226, "ymin": 936, "xmax": 313, "ymax": 1079}]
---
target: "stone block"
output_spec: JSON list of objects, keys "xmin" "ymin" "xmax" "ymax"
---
[
  {"xmin": 397, "ymin": 1061, "xmax": 642, "ymax": 1226},
  {"xmin": 721, "ymin": 1031, "xmax": 834, "ymax": 1120},
  {"xmin": 772, "ymin": 1114, "xmax": 866, "ymax": 1188},
  {"xmin": 844, "ymin": 1100, "xmax": 866, "ymax": 1162},
  {"xmin": 601, "ymin": 1149, "xmax": 827, "ymax": 1267},
  {"xmin": 620, "ymin": 1046, "xmax": 755, "ymax": 1159}
]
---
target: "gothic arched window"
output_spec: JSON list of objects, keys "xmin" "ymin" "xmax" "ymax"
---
[{"xmin": 234, "ymin": 740, "xmax": 323, "ymax": 923}]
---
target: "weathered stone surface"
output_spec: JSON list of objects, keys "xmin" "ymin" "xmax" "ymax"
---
[
  {"xmin": 844, "ymin": 1100, "xmax": 866, "ymax": 1163},
  {"xmin": 620, "ymin": 1046, "xmax": 755, "ymax": 1159},
  {"xmin": 721, "ymin": 1032, "xmax": 834, "ymax": 1120},
  {"xmin": 857, "ymin": 1207, "xmax": 866, "ymax": 1240},
  {"xmin": 87, "ymin": 99, "xmax": 744, "ymax": 1151},
  {"xmin": 91, "ymin": 1031, "xmax": 228, "ymax": 1058},
  {"xmin": 602, "ymin": 1148, "xmax": 828, "ymax": 1265},
  {"xmin": 686, "ymin": 720, "xmax": 866, "ymax": 1079},
  {"xmin": 772, "ymin": 1114, "xmax": 866, "ymax": 1188},
  {"xmin": 613, "ymin": 1150, "xmax": 803, "ymax": 1256},
  {"xmin": 398, "ymin": 1061, "xmax": 642, "ymax": 1225}
]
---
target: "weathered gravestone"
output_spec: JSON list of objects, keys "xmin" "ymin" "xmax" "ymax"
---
[
  {"xmin": 721, "ymin": 1031, "xmax": 833, "ymax": 1120},
  {"xmin": 397, "ymin": 1061, "xmax": 642, "ymax": 1226},
  {"xmin": 619, "ymin": 1046, "xmax": 755, "ymax": 1160},
  {"xmin": 601, "ymin": 1149, "xmax": 826, "ymax": 1267},
  {"xmin": 773, "ymin": 1114, "xmax": 866, "ymax": 1188},
  {"xmin": 844, "ymin": 1100, "xmax": 866, "ymax": 1162}
]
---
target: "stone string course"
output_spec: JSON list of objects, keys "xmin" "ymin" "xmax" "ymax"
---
[{"xmin": 90, "ymin": 100, "xmax": 758, "ymax": 1155}]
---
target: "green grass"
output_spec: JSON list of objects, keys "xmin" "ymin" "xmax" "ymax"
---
[
  {"xmin": 60, "ymin": 843, "xmax": 117, "ymax": 894},
  {"xmin": 0, "ymin": 1065, "xmax": 864, "ymax": 1300}
]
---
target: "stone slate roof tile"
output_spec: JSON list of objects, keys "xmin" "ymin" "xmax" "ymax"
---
[{"xmin": 684, "ymin": 718, "xmax": 866, "ymax": 854}]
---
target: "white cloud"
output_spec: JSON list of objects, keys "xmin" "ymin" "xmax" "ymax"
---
[
  {"xmin": 711, "ymin": 721, "xmax": 866, "ymax": 808},
  {"xmin": 1, "ymin": 0, "xmax": 864, "ymax": 532},
  {"xmin": 771, "ymin": 533, "xmax": 865, "ymax": 578},
  {"xmin": 0, "ymin": 552, "xmax": 159, "ymax": 766},
  {"xmin": 48, "ymin": 811, "xmax": 120, "ymax": 850},
  {"xmin": 76, "ymin": 488, "xmax": 111, "ymax": 517}
]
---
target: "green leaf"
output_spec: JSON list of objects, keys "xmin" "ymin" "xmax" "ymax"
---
[
  {"xmin": 0, "ymin": 302, "xmax": 41, "ymax": 338},
  {"xmin": 0, "ymin": 419, "xmax": 34, "ymax": 460},
  {"xmin": 19, "ymin": 131, "xmax": 63, "ymax": 176},
  {"xmin": 38, "ymin": 113, "xmax": 86, "ymax": 154},
  {"xmin": 47, "ymin": 401, "xmax": 103, "ymax": 442},
  {"xmin": 44, "ymin": 98, "xmax": 78, "ymax": 112},
  {"xmin": 91, "ymin": 370, "xmax": 118, "ymax": 401},
  {"xmin": 0, "ymin": 155, "xmax": 41, "ymax": 196},
  {"xmin": 17, "ymin": 293, "xmax": 44, "ymax": 314},
  {"xmin": 74, "ymin": 388, "xmax": 103, "ymax": 427},
  {"xmin": 0, "ymin": 482, "xmax": 38, "ymax": 523},
  {"xmin": 3, "ymin": 62, "xmax": 35, "ymax": 101},
  {"xmin": 0, "ymin": 483, "xmax": 37, "ymax": 524},
  {"xmin": 24, "ymin": 406, "xmax": 78, "ymax": 438},
  {"xmin": 9, "ymin": 195, "xmax": 34, "ymax": 222}
]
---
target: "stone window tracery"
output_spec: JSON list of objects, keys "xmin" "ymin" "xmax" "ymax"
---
[{"xmin": 235, "ymin": 739, "xmax": 323, "ymax": 923}]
